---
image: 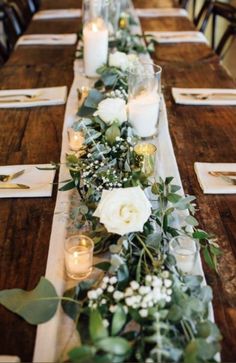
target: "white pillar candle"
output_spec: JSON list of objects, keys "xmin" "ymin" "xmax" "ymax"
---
[
  {"xmin": 128, "ymin": 91, "xmax": 160, "ymax": 138},
  {"xmin": 174, "ymin": 248, "xmax": 195, "ymax": 273},
  {"xmin": 65, "ymin": 245, "xmax": 93, "ymax": 279},
  {"xmin": 67, "ymin": 128, "xmax": 84, "ymax": 151},
  {"xmin": 83, "ymin": 17, "xmax": 108, "ymax": 78}
]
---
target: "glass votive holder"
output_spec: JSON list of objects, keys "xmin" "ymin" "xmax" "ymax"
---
[
  {"xmin": 67, "ymin": 128, "xmax": 85, "ymax": 151},
  {"xmin": 134, "ymin": 143, "xmax": 157, "ymax": 177},
  {"xmin": 64, "ymin": 235, "xmax": 94, "ymax": 280},
  {"xmin": 128, "ymin": 63, "xmax": 162, "ymax": 139},
  {"xmin": 169, "ymin": 235, "xmax": 200, "ymax": 274}
]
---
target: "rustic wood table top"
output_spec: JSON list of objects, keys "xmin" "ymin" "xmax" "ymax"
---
[{"xmin": 0, "ymin": 0, "xmax": 235, "ymax": 362}]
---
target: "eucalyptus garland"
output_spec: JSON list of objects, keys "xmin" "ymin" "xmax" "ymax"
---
[{"xmin": 0, "ymin": 7, "xmax": 222, "ymax": 363}]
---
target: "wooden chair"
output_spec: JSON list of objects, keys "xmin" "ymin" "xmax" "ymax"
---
[
  {"xmin": 179, "ymin": 0, "xmax": 196, "ymax": 19},
  {"xmin": 211, "ymin": 1, "xmax": 236, "ymax": 51},
  {"xmin": 194, "ymin": 0, "xmax": 215, "ymax": 31},
  {"xmin": 0, "ymin": 40, "xmax": 8, "ymax": 64},
  {"xmin": 196, "ymin": 1, "xmax": 236, "ymax": 56},
  {"xmin": 0, "ymin": 1, "xmax": 23, "ymax": 51}
]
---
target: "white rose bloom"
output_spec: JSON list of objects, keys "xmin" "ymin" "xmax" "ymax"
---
[
  {"xmin": 94, "ymin": 98, "xmax": 127, "ymax": 125},
  {"xmin": 93, "ymin": 186, "xmax": 152, "ymax": 235},
  {"xmin": 109, "ymin": 51, "xmax": 129, "ymax": 71}
]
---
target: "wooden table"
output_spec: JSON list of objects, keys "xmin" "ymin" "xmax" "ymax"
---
[{"xmin": 0, "ymin": 0, "xmax": 236, "ymax": 361}]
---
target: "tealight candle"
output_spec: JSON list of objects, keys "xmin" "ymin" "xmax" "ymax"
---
[
  {"xmin": 134, "ymin": 143, "xmax": 157, "ymax": 177},
  {"xmin": 83, "ymin": 17, "xmax": 108, "ymax": 77},
  {"xmin": 67, "ymin": 128, "xmax": 84, "ymax": 151},
  {"xmin": 64, "ymin": 235, "xmax": 94, "ymax": 279},
  {"xmin": 128, "ymin": 64, "xmax": 162, "ymax": 138},
  {"xmin": 169, "ymin": 236, "xmax": 199, "ymax": 274}
]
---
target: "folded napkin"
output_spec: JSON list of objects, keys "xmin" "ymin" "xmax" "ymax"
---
[
  {"xmin": 172, "ymin": 88, "xmax": 236, "ymax": 106},
  {"xmin": 17, "ymin": 33, "xmax": 77, "ymax": 46},
  {"xmin": 145, "ymin": 31, "xmax": 207, "ymax": 43},
  {"xmin": 0, "ymin": 356, "xmax": 20, "ymax": 362},
  {"xmin": 136, "ymin": 8, "xmax": 188, "ymax": 17},
  {"xmin": 33, "ymin": 9, "xmax": 81, "ymax": 20},
  {"xmin": 194, "ymin": 162, "xmax": 236, "ymax": 194},
  {"xmin": 0, "ymin": 86, "xmax": 67, "ymax": 108},
  {"xmin": 0, "ymin": 164, "xmax": 56, "ymax": 198}
]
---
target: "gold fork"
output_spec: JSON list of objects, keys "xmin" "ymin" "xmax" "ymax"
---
[
  {"xmin": 208, "ymin": 171, "xmax": 236, "ymax": 185},
  {"xmin": 0, "ymin": 169, "xmax": 25, "ymax": 182}
]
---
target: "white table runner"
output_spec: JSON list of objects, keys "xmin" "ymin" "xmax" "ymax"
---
[{"xmin": 33, "ymin": 2, "xmax": 217, "ymax": 362}]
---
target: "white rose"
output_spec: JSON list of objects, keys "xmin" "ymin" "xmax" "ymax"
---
[
  {"xmin": 109, "ymin": 51, "xmax": 129, "ymax": 71},
  {"xmin": 94, "ymin": 98, "xmax": 127, "ymax": 125},
  {"xmin": 93, "ymin": 186, "xmax": 152, "ymax": 235}
]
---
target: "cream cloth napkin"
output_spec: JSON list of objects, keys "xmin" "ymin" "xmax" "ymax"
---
[
  {"xmin": 33, "ymin": 9, "xmax": 81, "ymax": 20},
  {"xmin": 17, "ymin": 34, "xmax": 77, "ymax": 46},
  {"xmin": 145, "ymin": 31, "xmax": 207, "ymax": 43},
  {"xmin": 0, "ymin": 86, "xmax": 67, "ymax": 108},
  {"xmin": 136, "ymin": 8, "xmax": 188, "ymax": 17},
  {"xmin": 194, "ymin": 162, "xmax": 236, "ymax": 194},
  {"xmin": 0, "ymin": 356, "xmax": 20, "ymax": 362},
  {"xmin": 0, "ymin": 164, "xmax": 56, "ymax": 198},
  {"xmin": 172, "ymin": 88, "xmax": 236, "ymax": 106}
]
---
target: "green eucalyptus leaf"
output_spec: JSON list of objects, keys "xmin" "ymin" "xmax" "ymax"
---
[
  {"xmin": 145, "ymin": 233, "xmax": 162, "ymax": 249},
  {"xmin": 95, "ymin": 337, "xmax": 131, "ymax": 356},
  {"xmin": 151, "ymin": 182, "xmax": 160, "ymax": 195},
  {"xmin": 167, "ymin": 193, "xmax": 182, "ymax": 204},
  {"xmin": 105, "ymin": 124, "xmax": 121, "ymax": 145},
  {"xmin": 62, "ymin": 287, "xmax": 80, "ymax": 321},
  {"xmin": 203, "ymin": 247, "xmax": 216, "ymax": 270},
  {"xmin": 199, "ymin": 285, "xmax": 213, "ymax": 304},
  {"xmin": 85, "ymin": 89, "xmax": 104, "ymax": 109},
  {"xmin": 0, "ymin": 277, "xmax": 58, "ymax": 324},
  {"xmin": 185, "ymin": 215, "xmax": 199, "ymax": 227},
  {"xmin": 69, "ymin": 345, "xmax": 95, "ymax": 363},
  {"xmin": 167, "ymin": 304, "xmax": 183, "ymax": 322},
  {"xmin": 101, "ymin": 72, "xmax": 119, "ymax": 87},
  {"xmin": 165, "ymin": 177, "xmax": 174, "ymax": 185},
  {"xmin": 192, "ymin": 230, "xmax": 209, "ymax": 240},
  {"xmin": 94, "ymin": 261, "xmax": 111, "ymax": 271},
  {"xmin": 59, "ymin": 180, "xmax": 75, "ymax": 191},
  {"xmin": 117, "ymin": 264, "xmax": 129, "ymax": 288},
  {"xmin": 89, "ymin": 309, "xmax": 108, "ymax": 342},
  {"xmin": 111, "ymin": 305, "xmax": 127, "ymax": 336},
  {"xmin": 171, "ymin": 185, "xmax": 182, "ymax": 193}
]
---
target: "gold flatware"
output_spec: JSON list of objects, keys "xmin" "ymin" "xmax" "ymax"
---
[
  {"xmin": 0, "ymin": 183, "xmax": 30, "ymax": 189},
  {"xmin": 0, "ymin": 94, "xmax": 38, "ymax": 99},
  {"xmin": 180, "ymin": 92, "xmax": 236, "ymax": 100},
  {"xmin": 0, "ymin": 98, "xmax": 49, "ymax": 103},
  {"xmin": 209, "ymin": 171, "xmax": 236, "ymax": 177},
  {"xmin": 0, "ymin": 169, "xmax": 25, "ymax": 182},
  {"xmin": 159, "ymin": 33, "xmax": 198, "ymax": 39},
  {"xmin": 208, "ymin": 172, "xmax": 236, "ymax": 185}
]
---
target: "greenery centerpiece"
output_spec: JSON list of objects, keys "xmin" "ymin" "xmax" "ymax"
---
[{"xmin": 0, "ymin": 6, "xmax": 222, "ymax": 363}]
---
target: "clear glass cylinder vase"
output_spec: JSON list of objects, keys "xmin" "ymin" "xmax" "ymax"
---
[
  {"xmin": 82, "ymin": 0, "xmax": 109, "ymax": 78},
  {"xmin": 128, "ymin": 63, "xmax": 162, "ymax": 138}
]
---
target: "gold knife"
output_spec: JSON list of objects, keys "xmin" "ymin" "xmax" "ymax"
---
[
  {"xmin": 0, "ymin": 183, "xmax": 30, "ymax": 189},
  {"xmin": 209, "ymin": 171, "xmax": 236, "ymax": 177}
]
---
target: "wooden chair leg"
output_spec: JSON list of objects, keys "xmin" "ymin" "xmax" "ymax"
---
[{"xmin": 216, "ymin": 24, "xmax": 236, "ymax": 56}]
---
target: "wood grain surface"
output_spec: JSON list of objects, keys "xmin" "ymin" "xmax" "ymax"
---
[{"xmin": 0, "ymin": 0, "xmax": 235, "ymax": 361}]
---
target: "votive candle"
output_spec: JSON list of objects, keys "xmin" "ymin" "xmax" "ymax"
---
[{"xmin": 64, "ymin": 235, "xmax": 94, "ymax": 279}]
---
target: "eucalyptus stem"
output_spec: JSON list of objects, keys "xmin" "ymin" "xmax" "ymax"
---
[
  {"xmin": 136, "ymin": 235, "xmax": 154, "ymax": 263},
  {"xmin": 181, "ymin": 320, "xmax": 191, "ymax": 342}
]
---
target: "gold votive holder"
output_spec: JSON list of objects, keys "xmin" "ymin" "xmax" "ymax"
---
[
  {"xmin": 134, "ymin": 143, "xmax": 157, "ymax": 177},
  {"xmin": 64, "ymin": 235, "xmax": 94, "ymax": 280}
]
